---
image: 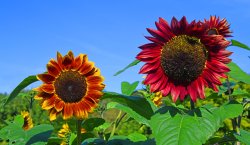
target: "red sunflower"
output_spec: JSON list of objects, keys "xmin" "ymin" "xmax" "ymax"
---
[
  {"xmin": 136, "ymin": 16, "xmax": 232, "ymax": 102},
  {"xmin": 204, "ymin": 16, "xmax": 232, "ymax": 37},
  {"xmin": 34, "ymin": 51, "xmax": 105, "ymax": 120}
]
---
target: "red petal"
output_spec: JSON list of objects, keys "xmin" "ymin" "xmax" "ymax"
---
[
  {"xmin": 187, "ymin": 82, "xmax": 198, "ymax": 102},
  {"xmin": 171, "ymin": 85, "xmax": 181, "ymax": 102},
  {"xmin": 37, "ymin": 74, "xmax": 55, "ymax": 84},
  {"xmin": 139, "ymin": 61, "xmax": 160, "ymax": 74}
]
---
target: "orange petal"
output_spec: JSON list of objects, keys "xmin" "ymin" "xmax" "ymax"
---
[
  {"xmin": 54, "ymin": 99, "xmax": 65, "ymax": 112},
  {"xmin": 72, "ymin": 54, "xmax": 86, "ymax": 71},
  {"xmin": 57, "ymin": 52, "xmax": 64, "ymax": 70},
  {"xmin": 47, "ymin": 62, "xmax": 60, "ymax": 77},
  {"xmin": 62, "ymin": 54, "xmax": 74, "ymax": 70},
  {"xmin": 42, "ymin": 95, "xmax": 56, "ymax": 110},
  {"xmin": 49, "ymin": 109, "xmax": 58, "ymax": 121},
  {"xmin": 34, "ymin": 92, "xmax": 53, "ymax": 100},
  {"xmin": 87, "ymin": 76, "xmax": 104, "ymax": 84},
  {"xmin": 49, "ymin": 58, "xmax": 62, "ymax": 71},
  {"xmin": 37, "ymin": 73, "xmax": 55, "ymax": 84},
  {"xmin": 63, "ymin": 104, "xmax": 73, "ymax": 120},
  {"xmin": 79, "ymin": 62, "xmax": 95, "ymax": 75},
  {"xmin": 86, "ymin": 90, "xmax": 103, "ymax": 99},
  {"xmin": 80, "ymin": 101, "xmax": 93, "ymax": 115},
  {"xmin": 40, "ymin": 84, "xmax": 55, "ymax": 93},
  {"xmin": 88, "ymin": 84, "xmax": 105, "ymax": 91}
]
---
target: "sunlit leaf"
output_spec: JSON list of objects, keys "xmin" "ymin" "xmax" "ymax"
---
[
  {"xmin": 121, "ymin": 81, "xmax": 139, "ymax": 96},
  {"xmin": 107, "ymin": 102, "xmax": 149, "ymax": 125},
  {"xmin": 102, "ymin": 92, "xmax": 154, "ymax": 120},
  {"xmin": 227, "ymin": 62, "xmax": 250, "ymax": 84},
  {"xmin": 234, "ymin": 129, "xmax": 250, "ymax": 144},
  {"xmin": 127, "ymin": 132, "xmax": 147, "ymax": 142},
  {"xmin": 150, "ymin": 101, "xmax": 243, "ymax": 145},
  {"xmin": 231, "ymin": 39, "xmax": 250, "ymax": 51},
  {"xmin": 114, "ymin": 60, "xmax": 140, "ymax": 76},
  {"xmin": 4, "ymin": 75, "xmax": 38, "ymax": 105}
]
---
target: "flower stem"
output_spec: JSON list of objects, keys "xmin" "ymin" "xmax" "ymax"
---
[
  {"xmin": 76, "ymin": 119, "xmax": 83, "ymax": 145},
  {"xmin": 190, "ymin": 99, "xmax": 195, "ymax": 110},
  {"xmin": 226, "ymin": 78, "xmax": 241, "ymax": 145}
]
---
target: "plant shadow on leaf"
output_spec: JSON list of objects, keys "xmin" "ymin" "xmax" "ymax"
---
[
  {"xmin": 26, "ymin": 130, "xmax": 53, "ymax": 145},
  {"xmin": 155, "ymin": 106, "xmax": 182, "ymax": 117}
]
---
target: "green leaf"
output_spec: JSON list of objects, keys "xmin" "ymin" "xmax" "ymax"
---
[
  {"xmin": 82, "ymin": 118, "xmax": 105, "ymax": 131},
  {"xmin": 26, "ymin": 124, "xmax": 54, "ymax": 144},
  {"xmin": 0, "ymin": 122, "xmax": 25, "ymax": 142},
  {"xmin": 4, "ymin": 75, "xmax": 38, "ymax": 105},
  {"xmin": 234, "ymin": 129, "xmax": 250, "ymax": 144},
  {"xmin": 102, "ymin": 92, "xmax": 154, "ymax": 120},
  {"xmin": 114, "ymin": 60, "xmax": 140, "ymax": 76},
  {"xmin": 231, "ymin": 89, "xmax": 249, "ymax": 96},
  {"xmin": 69, "ymin": 133, "xmax": 77, "ymax": 145},
  {"xmin": 14, "ymin": 115, "xmax": 25, "ymax": 128},
  {"xmin": 121, "ymin": 81, "xmax": 139, "ymax": 96},
  {"xmin": 47, "ymin": 137, "xmax": 63, "ymax": 145},
  {"xmin": 127, "ymin": 132, "xmax": 147, "ymax": 142},
  {"xmin": 227, "ymin": 62, "xmax": 250, "ymax": 84},
  {"xmin": 107, "ymin": 102, "xmax": 149, "ymax": 125},
  {"xmin": 231, "ymin": 39, "xmax": 250, "ymax": 51},
  {"xmin": 150, "ymin": 101, "xmax": 243, "ymax": 145}
]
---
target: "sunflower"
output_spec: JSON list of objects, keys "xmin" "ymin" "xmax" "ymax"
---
[
  {"xmin": 21, "ymin": 111, "xmax": 33, "ymax": 130},
  {"xmin": 204, "ymin": 16, "xmax": 231, "ymax": 37},
  {"xmin": 152, "ymin": 92, "xmax": 163, "ymax": 106},
  {"xmin": 34, "ymin": 51, "xmax": 105, "ymax": 120},
  {"xmin": 136, "ymin": 16, "xmax": 232, "ymax": 102}
]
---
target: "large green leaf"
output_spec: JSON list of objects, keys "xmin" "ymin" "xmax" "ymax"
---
[
  {"xmin": 107, "ymin": 102, "xmax": 149, "ymax": 125},
  {"xmin": 121, "ymin": 81, "xmax": 139, "ymax": 96},
  {"xmin": 127, "ymin": 132, "xmax": 147, "ymax": 142},
  {"xmin": 227, "ymin": 62, "xmax": 250, "ymax": 84},
  {"xmin": 150, "ymin": 101, "xmax": 243, "ymax": 145},
  {"xmin": 4, "ymin": 75, "xmax": 38, "ymax": 105},
  {"xmin": 114, "ymin": 60, "xmax": 140, "ymax": 76},
  {"xmin": 231, "ymin": 39, "xmax": 250, "ymax": 51},
  {"xmin": 234, "ymin": 129, "xmax": 250, "ymax": 144},
  {"xmin": 102, "ymin": 92, "xmax": 154, "ymax": 120}
]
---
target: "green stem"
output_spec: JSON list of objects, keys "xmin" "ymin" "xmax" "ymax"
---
[
  {"xmin": 76, "ymin": 119, "xmax": 83, "ymax": 145},
  {"xmin": 110, "ymin": 111, "xmax": 122, "ymax": 137},
  {"xmin": 226, "ymin": 78, "xmax": 241, "ymax": 145}
]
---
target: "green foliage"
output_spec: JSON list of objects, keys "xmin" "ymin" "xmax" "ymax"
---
[
  {"xmin": 4, "ymin": 75, "xmax": 38, "ymax": 105},
  {"xmin": 102, "ymin": 92, "xmax": 154, "ymax": 120},
  {"xmin": 0, "ymin": 115, "xmax": 53, "ymax": 145},
  {"xmin": 150, "ymin": 101, "xmax": 243, "ymax": 145},
  {"xmin": 82, "ymin": 118, "xmax": 105, "ymax": 132},
  {"xmin": 228, "ymin": 62, "xmax": 250, "ymax": 84},
  {"xmin": 114, "ymin": 60, "xmax": 140, "ymax": 76},
  {"xmin": 121, "ymin": 81, "xmax": 139, "ymax": 96},
  {"xmin": 231, "ymin": 39, "xmax": 250, "ymax": 51},
  {"xmin": 234, "ymin": 129, "xmax": 250, "ymax": 144}
]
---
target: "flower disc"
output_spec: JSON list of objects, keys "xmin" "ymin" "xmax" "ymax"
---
[{"xmin": 161, "ymin": 35, "xmax": 207, "ymax": 85}]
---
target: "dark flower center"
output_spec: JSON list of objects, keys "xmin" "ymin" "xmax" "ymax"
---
[
  {"xmin": 207, "ymin": 28, "xmax": 219, "ymax": 35},
  {"xmin": 161, "ymin": 35, "xmax": 207, "ymax": 86},
  {"xmin": 54, "ymin": 71, "xmax": 87, "ymax": 103}
]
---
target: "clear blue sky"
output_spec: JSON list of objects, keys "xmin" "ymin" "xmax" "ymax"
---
[{"xmin": 0, "ymin": 0, "xmax": 250, "ymax": 94}]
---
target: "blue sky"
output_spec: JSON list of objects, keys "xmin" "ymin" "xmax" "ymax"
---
[{"xmin": 0, "ymin": 0, "xmax": 250, "ymax": 94}]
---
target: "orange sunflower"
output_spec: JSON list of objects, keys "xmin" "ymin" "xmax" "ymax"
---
[
  {"xmin": 34, "ymin": 51, "xmax": 105, "ymax": 120},
  {"xmin": 136, "ymin": 16, "xmax": 232, "ymax": 102}
]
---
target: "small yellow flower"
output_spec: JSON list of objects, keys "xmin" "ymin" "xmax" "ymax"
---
[
  {"xmin": 58, "ymin": 123, "xmax": 71, "ymax": 138},
  {"xmin": 21, "ymin": 111, "xmax": 33, "ymax": 130},
  {"xmin": 152, "ymin": 92, "xmax": 163, "ymax": 106}
]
